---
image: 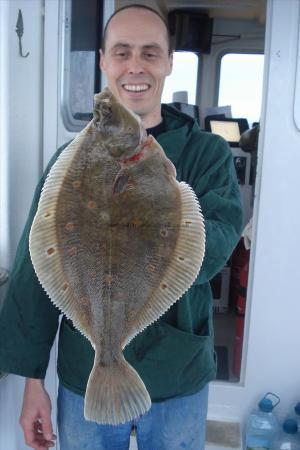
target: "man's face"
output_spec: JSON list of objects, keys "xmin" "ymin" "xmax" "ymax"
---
[{"xmin": 100, "ymin": 8, "xmax": 173, "ymax": 127}]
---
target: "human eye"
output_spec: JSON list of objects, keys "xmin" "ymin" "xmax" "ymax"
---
[
  {"xmin": 143, "ymin": 46, "xmax": 162, "ymax": 60},
  {"xmin": 114, "ymin": 51, "xmax": 128, "ymax": 58},
  {"xmin": 144, "ymin": 52, "xmax": 159, "ymax": 60},
  {"xmin": 112, "ymin": 46, "xmax": 130, "ymax": 59}
]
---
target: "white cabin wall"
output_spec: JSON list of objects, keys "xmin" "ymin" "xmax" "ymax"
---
[
  {"xmin": 0, "ymin": 2, "xmax": 59, "ymax": 449},
  {"xmin": 0, "ymin": 0, "xmax": 44, "ymax": 443},
  {"xmin": 244, "ymin": 0, "xmax": 300, "ymax": 413},
  {"xmin": 0, "ymin": 0, "xmax": 10, "ymax": 280},
  {"xmin": 0, "ymin": 0, "xmax": 44, "ymax": 263},
  {"xmin": 208, "ymin": 0, "xmax": 300, "ymax": 426}
]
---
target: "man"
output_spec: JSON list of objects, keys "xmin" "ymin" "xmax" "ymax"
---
[{"xmin": 0, "ymin": 5, "xmax": 243, "ymax": 450}]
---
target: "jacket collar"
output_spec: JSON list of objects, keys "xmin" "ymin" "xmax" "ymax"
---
[{"xmin": 157, "ymin": 104, "xmax": 197, "ymax": 165}]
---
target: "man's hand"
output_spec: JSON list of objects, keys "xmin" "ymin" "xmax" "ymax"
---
[{"xmin": 20, "ymin": 378, "xmax": 56, "ymax": 450}]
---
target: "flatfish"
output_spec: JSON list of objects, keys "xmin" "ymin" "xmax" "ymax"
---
[{"xmin": 29, "ymin": 87, "xmax": 205, "ymax": 425}]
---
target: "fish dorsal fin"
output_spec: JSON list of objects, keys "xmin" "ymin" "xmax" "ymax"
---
[
  {"xmin": 29, "ymin": 126, "xmax": 93, "ymax": 340},
  {"xmin": 123, "ymin": 181, "xmax": 206, "ymax": 347}
]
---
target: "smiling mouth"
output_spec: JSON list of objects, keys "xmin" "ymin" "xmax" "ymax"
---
[{"xmin": 122, "ymin": 84, "xmax": 151, "ymax": 93}]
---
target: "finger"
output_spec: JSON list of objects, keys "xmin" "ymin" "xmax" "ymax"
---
[
  {"xmin": 33, "ymin": 433, "xmax": 56, "ymax": 448},
  {"xmin": 34, "ymin": 421, "xmax": 43, "ymax": 433},
  {"xmin": 34, "ymin": 433, "xmax": 56, "ymax": 443},
  {"xmin": 33, "ymin": 422, "xmax": 56, "ymax": 448},
  {"xmin": 32, "ymin": 437, "xmax": 55, "ymax": 450},
  {"xmin": 21, "ymin": 418, "xmax": 36, "ymax": 448},
  {"xmin": 33, "ymin": 442, "xmax": 47, "ymax": 450},
  {"xmin": 39, "ymin": 413, "xmax": 54, "ymax": 441},
  {"xmin": 34, "ymin": 421, "xmax": 56, "ymax": 438},
  {"xmin": 34, "ymin": 442, "xmax": 55, "ymax": 449}
]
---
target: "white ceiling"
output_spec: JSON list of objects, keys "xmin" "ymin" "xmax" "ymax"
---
[{"xmin": 115, "ymin": 0, "xmax": 266, "ymax": 24}]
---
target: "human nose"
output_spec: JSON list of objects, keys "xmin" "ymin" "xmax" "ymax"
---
[{"xmin": 127, "ymin": 54, "xmax": 145, "ymax": 74}]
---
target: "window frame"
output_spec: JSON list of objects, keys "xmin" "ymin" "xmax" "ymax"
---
[
  {"xmin": 215, "ymin": 49, "xmax": 264, "ymax": 120},
  {"xmin": 162, "ymin": 50, "xmax": 202, "ymax": 106},
  {"xmin": 60, "ymin": 0, "xmax": 103, "ymax": 132}
]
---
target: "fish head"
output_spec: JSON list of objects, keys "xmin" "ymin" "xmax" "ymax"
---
[{"xmin": 92, "ymin": 88, "xmax": 147, "ymax": 160}]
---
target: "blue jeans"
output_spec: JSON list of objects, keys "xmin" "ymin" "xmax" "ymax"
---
[{"xmin": 57, "ymin": 383, "xmax": 209, "ymax": 450}]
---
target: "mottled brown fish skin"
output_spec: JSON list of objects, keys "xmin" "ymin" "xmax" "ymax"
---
[
  {"xmin": 55, "ymin": 120, "xmax": 181, "ymax": 365},
  {"xmin": 54, "ymin": 90, "xmax": 182, "ymax": 423},
  {"xmin": 29, "ymin": 87, "xmax": 205, "ymax": 425}
]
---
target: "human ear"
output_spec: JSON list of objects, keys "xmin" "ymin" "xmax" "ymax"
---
[
  {"xmin": 167, "ymin": 52, "xmax": 173, "ymax": 75},
  {"xmin": 99, "ymin": 49, "xmax": 106, "ymax": 72}
]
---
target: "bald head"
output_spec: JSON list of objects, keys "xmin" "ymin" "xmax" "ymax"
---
[{"xmin": 102, "ymin": 5, "xmax": 172, "ymax": 56}]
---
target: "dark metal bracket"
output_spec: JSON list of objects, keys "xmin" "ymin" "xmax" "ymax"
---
[{"xmin": 15, "ymin": 9, "xmax": 29, "ymax": 58}]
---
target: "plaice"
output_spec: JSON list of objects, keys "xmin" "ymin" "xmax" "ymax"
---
[{"xmin": 29, "ymin": 87, "xmax": 206, "ymax": 425}]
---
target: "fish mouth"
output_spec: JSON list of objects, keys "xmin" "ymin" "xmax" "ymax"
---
[{"xmin": 122, "ymin": 83, "xmax": 151, "ymax": 94}]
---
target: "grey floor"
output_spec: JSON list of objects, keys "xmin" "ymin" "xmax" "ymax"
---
[{"xmin": 129, "ymin": 420, "xmax": 242, "ymax": 450}]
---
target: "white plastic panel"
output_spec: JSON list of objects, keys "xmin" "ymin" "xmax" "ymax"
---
[
  {"xmin": 294, "ymin": 6, "xmax": 300, "ymax": 131},
  {"xmin": 209, "ymin": 0, "xmax": 300, "ymax": 425},
  {"xmin": 0, "ymin": 1, "xmax": 48, "ymax": 449}
]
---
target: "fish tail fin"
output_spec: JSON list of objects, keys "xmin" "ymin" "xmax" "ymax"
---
[{"xmin": 84, "ymin": 354, "xmax": 151, "ymax": 425}]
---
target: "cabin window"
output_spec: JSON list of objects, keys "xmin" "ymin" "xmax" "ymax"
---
[
  {"xmin": 61, "ymin": 0, "xmax": 103, "ymax": 131},
  {"xmin": 162, "ymin": 52, "xmax": 199, "ymax": 105},
  {"xmin": 218, "ymin": 53, "xmax": 264, "ymax": 127}
]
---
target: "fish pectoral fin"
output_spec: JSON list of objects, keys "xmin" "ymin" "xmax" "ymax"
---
[{"xmin": 113, "ymin": 172, "xmax": 130, "ymax": 194}]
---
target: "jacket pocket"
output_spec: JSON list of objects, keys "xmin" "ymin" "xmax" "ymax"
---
[
  {"xmin": 125, "ymin": 321, "xmax": 216, "ymax": 401},
  {"xmin": 134, "ymin": 321, "xmax": 211, "ymax": 362}
]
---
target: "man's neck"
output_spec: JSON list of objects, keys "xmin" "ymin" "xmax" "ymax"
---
[{"xmin": 140, "ymin": 109, "xmax": 162, "ymax": 129}]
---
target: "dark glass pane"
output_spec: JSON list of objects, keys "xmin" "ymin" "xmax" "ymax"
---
[{"xmin": 68, "ymin": 0, "xmax": 103, "ymax": 123}]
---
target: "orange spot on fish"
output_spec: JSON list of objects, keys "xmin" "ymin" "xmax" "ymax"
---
[
  {"xmin": 62, "ymin": 282, "xmax": 69, "ymax": 291},
  {"xmin": 44, "ymin": 212, "xmax": 51, "ymax": 218},
  {"xmin": 131, "ymin": 218, "xmax": 143, "ymax": 227},
  {"xmin": 104, "ymin": 275, "xmax": 113, "ymax": 286},
  {"xmin": 161, "ymin": 283, "xmax": 168, "ymax": 289},
  {"xmin": 126, "ymin": 181, "xmax": 135, "ymax": 190},
  {"xmin": 88, "ymin": 201, "xmax": 97, "ymax": 209},
  {"xmin": 47, "ymin": 247, "xmax": 55, "ymax": 256},
  {"xmin": 65, "ymin": 222, "xmax": 75, "ymax": 231}
]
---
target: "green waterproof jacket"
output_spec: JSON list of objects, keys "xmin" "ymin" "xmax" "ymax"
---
[{"xmin": 0, "ymin": 105, "xmax": 243, "ymax": 401}]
